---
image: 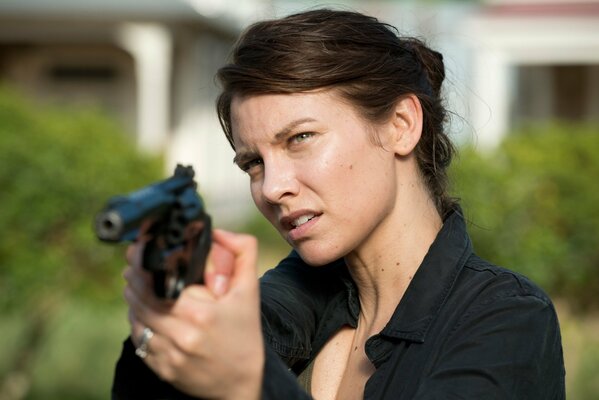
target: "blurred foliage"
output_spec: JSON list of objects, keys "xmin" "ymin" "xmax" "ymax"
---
[
  {"xmin": 558, "ymin": 300, "xmax": 599, "ymax": 400},
  {"xmin": 1, "ymin": 301, "xmax": 129, "ymax": 400},
  {"xmin": 240, "ymin": 211, "xmax": 292, "ymax": 275},
  {"xmin": 0, "ymin": 86, "xmax": 162, "ymax": 399},
  {"xmin": 451, "ymin": 122, "xmax": 599, "ymax": 310},
  {"xmin": 573, "ymin": 340, "xmax": 599, "ymax": 399},
  {"xmin": 0, "ymin": 86, "xmax": 162, "ymax": 310},
  {"xmin": 241, "ymin": 211, "xmax": 285, "ymax": 250}
]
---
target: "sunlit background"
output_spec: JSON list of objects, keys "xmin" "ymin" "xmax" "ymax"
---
[{"xmin": 1, "ymin": 0, "xmax": 598, "ymax": 399}]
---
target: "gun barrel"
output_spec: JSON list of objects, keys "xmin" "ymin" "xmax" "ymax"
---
[
  {"xmin": 94, "ymin": 164, "xmax": 211, "ymax": 299},
  {"xmin": 95, "ymin": 209, "xmax": 128, "ymax": 242},
  {"xmin": 94, "ymin": 170, "xmax": 194, "ymax": 242}
]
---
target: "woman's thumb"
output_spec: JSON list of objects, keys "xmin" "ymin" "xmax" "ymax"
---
[{"xmin": 205, "ymin": 240, "xmax": 235, "ymax": 297}]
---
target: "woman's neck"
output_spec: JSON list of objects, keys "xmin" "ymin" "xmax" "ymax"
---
[{"xmin": 344, "ymin": 177, "xmax": 442, "ymax": 334}]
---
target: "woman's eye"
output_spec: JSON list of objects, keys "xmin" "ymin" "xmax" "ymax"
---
[
  {"xmin": 290, "ymin": 132, "xmax": 313, "ymax": 144},
  {"xmin": 240, "ymin": 158, "xmax": 263, "ymax": 173}
]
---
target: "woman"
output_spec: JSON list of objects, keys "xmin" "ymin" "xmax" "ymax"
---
[{"xmin": 113, "ymin": 9, "xmax": 565, "ymax": 399}]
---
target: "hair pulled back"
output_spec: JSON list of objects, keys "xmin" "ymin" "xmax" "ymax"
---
[{"xmin": 216, "ymin": 9, "xmax": 456, "ymax": 218}]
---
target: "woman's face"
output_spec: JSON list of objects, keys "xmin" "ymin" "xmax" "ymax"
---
[{"xmin": 230, "ymin": 90, "xmax": 399, "ymax": 266}]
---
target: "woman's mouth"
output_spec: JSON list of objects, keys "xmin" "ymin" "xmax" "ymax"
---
[
  {"xmin": 291, "ymin": 214, "xmax": 315, "ymax": 228},
  {"xmin": 281, "ymin": 211, "xmax": 321, "ymax": 241}
]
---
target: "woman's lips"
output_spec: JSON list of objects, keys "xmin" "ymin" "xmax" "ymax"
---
[{"xmin": 287, "ymin": 214, "xmax": 320, "ymax": 242}]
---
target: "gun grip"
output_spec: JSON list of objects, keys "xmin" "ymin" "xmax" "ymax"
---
[{"xmin": 142, "ymin": 216, "xmax": 212, "ymax": 299}]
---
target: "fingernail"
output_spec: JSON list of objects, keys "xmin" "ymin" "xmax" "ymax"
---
[{"xmin": 213, "ymin": 274, "xmax": 228, "ymax": 297}]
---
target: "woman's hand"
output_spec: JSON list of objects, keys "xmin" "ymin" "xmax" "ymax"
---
[{"xmin": 123, "ymin": 229, "xmax": 264, "ymax": 400}]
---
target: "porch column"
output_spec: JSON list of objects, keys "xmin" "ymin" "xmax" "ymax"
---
[
  {"xmin": 470, "ymin": 48, "xmax": 510, "ymax": 149},
  {"xmin": 116, "ymin": 23, "xmax": 172, "ymax": 153}
]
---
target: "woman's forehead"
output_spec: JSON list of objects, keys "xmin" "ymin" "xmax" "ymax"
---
[
  {"xmin": 231, "ymin": 96, "xmax": 321, "ymax": 151},
  {"xmin": 230, "ymin": 90, "xmax": 383, "ymax": 149},
  {"xmin": 230, "ymin": 90, "xmax": 352, "ymax": 130}
]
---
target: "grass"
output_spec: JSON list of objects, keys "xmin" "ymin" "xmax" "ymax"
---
[
  {"xmin": 0, "ymin": 299, "xmax": 129, "ymax": 400},
  {"xmin": 556, "ymin": 301, "xmax": 599, "ymax": 400}
]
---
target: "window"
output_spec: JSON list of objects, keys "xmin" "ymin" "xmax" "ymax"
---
[{"xmin": 513, "ymin": 64, "xmax": 599, "ymax": 126}]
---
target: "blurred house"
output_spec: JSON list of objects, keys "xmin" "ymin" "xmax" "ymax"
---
[
  {"xmin": 1, "ymin": 0, "xmax": 597, "ymax": 223},
  {"xmin": 332, "ymin": 0, "xmax": 599, "ymax": 148},
  {"xmin": 0, "ymin": 0, "xmax": 270, "ymax": 224},
  {"xmin": 464, "ymin": 0, "xmax": 599, "ymax": 148}
]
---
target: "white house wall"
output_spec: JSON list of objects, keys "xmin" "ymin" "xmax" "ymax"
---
[{"xmin": 463, "ymin": 10, "xmax": 599, "ymax": 149}]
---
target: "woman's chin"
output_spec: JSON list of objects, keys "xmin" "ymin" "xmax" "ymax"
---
[{"xmin": 294, "ymin": 244, "xmax": 344, "ymax": 267}]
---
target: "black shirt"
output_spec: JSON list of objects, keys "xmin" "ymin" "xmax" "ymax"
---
[{"xmin": 113, "ymin": 210, "xmax": 566, "ymax": 399}]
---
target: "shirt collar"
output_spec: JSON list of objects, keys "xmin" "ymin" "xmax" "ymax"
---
[
  {"xmin": 374, "ymin": 209, "xmax": 473, "ymax": 343},
  {"xmin": 264, "ymin": 209, "xmax": 473, "ymax": 369}
]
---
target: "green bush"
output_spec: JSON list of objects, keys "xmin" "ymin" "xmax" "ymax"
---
[
  {"xmin": 0, "ymin": 86, "xmax": 162, "ymax": 399},
  {"xmin": 0, "ymin": 87, "xmax": 163, "ymax": 309},
  {"xmin": 451, "ymin": 123, "xmax": 599, "ymax": 309},
  {"xmin": 571, "ymin": 330, "xmax": 599, "ymax": 399}
]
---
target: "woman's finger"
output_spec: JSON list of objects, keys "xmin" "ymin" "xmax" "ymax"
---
[{"xmin": 129, "ymin": 321, "xmax": 186, "ymax": 382}]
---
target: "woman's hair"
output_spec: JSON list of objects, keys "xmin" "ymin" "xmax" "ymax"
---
[{"xmin": 216, "ymin": 9, "xmax": 456, "ymax": 218}]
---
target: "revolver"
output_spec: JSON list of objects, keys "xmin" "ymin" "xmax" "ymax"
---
[{"xmin": 94, "ymin": 164, "xmax": 212, "ymax": 299}]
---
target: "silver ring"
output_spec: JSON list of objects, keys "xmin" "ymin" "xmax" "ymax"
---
[{"xmin": 135, "ymin": 327, "xmax": 154, "ymax": 359}]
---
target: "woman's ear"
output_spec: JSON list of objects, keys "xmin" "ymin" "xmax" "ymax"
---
[{"xmin": 390, "ymin": 94, "xmax": 423, "ymax": 156}]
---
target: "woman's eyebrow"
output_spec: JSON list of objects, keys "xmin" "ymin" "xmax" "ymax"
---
[
  {"xmin": 272, "ymin": 117, "xmax": 316, "ymax": 142},
  {"xmin": 233, "ymin": 151, "xmax": 254, "ymax": 166}
]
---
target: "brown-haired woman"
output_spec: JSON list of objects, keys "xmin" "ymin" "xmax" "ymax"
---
[{"xmin": 113, "ymin": 9, "xmax": 565, "ymax": 400}]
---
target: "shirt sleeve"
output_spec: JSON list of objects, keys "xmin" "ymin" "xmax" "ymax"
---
[
  {"xmin": 111, "ymin": 333, "xmax": 316, "ymax": 400},
  {"xmin": 111, "ymin": 337, "xmax": 197, "ymax": 400},
  {"xmin": 412, "ymin": 293, "xmax": 565, "ymax": 399}
]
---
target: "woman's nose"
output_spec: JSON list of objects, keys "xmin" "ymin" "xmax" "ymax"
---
[{"xmin": 260, "ymin": 160, "xmax": 299, "ymax": 205}]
